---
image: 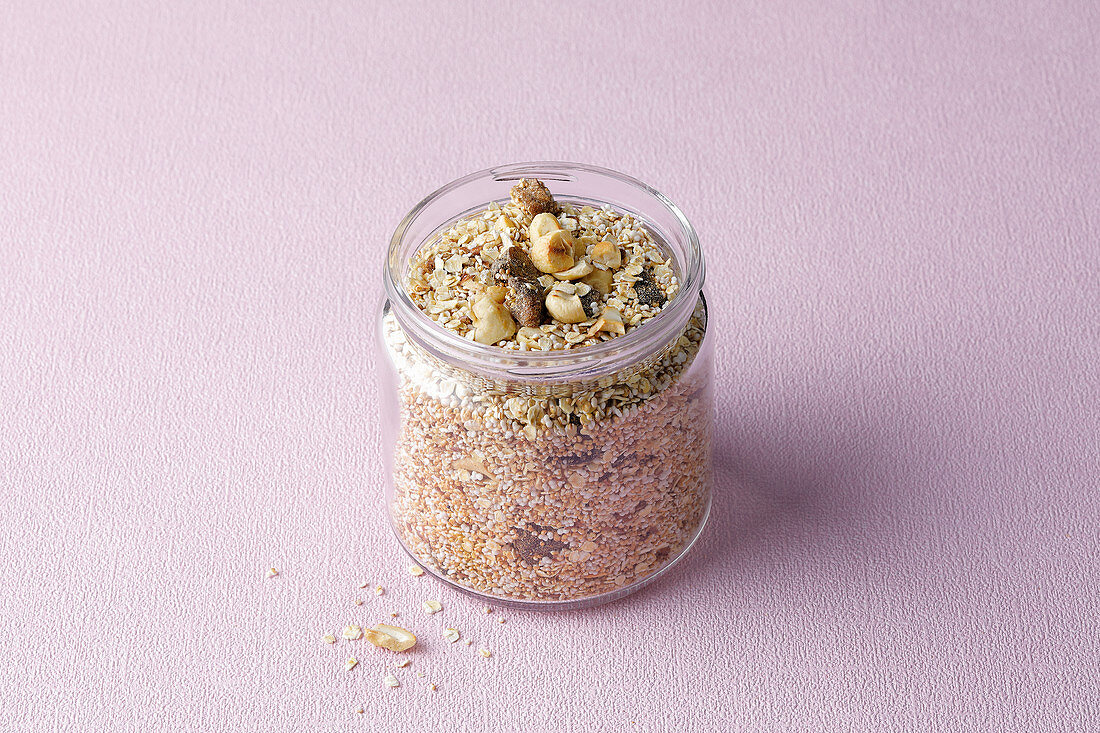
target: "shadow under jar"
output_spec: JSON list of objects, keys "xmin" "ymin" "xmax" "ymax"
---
[{"xmin": 378, "ymin": 162, "xmax": 713, "ymax": 610}]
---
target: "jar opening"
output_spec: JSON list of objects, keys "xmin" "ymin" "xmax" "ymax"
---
[{"xmin": 384, "ymin": 162, "xmax": 704, "ymax": 382}]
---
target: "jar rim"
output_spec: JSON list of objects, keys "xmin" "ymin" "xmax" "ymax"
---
[{"xmin": 383, "ymin": 161, "xmax": 705, "ymax": 381}]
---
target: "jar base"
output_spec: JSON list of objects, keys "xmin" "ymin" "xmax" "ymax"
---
[{"xmin": 389, "ymin": 497, "xmax": 711, "ymax": 611}]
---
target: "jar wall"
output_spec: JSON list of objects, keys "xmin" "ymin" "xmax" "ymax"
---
[{"xmin": 377, "ymin": 297, "xmax": 713, "ymax": 609}]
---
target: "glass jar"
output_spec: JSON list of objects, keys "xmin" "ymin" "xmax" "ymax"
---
[{"xmin": 378, "ymin": 162, "xmax": 713, "ymax": 610}]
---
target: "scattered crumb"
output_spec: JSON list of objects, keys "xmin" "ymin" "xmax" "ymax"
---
[
  {"xmin": 341, "ymin": 625, "xmax": 363, "ymax": 641},
  {"xmin": 429, "ymin": 683, "xmax": 437, "ymax": 691},
  {"xmin": 356, "ymin": 708, "xmax": 364, "ymax": 715},
  {"xmin": 483, "ymin": 606, "xmax": 492, "ymax": 614},
  {"xmin": 407, "ymin": 565, "xmax": 425, "ymax": 577},
  {"xmin": 345, "ymin": 658, "xmax": 358, "ymax": 671},
  {"xmin": 498, "ymin": 618, "xmax": 506, "ymax": 624},
  {"xmin": 383, "ymin": 674, "xmax": 400, "ymax": 688},
  {"xmin": 358, "ymin": 580, "xmax": 369, "ymax": 589},
  {"xmin": 422, "ymin": 600, "xmax": 442, "ymax": 615},
  {"xmin": 442, "ymin": 628, "xmax": 460, "ymax": 643},
  {"xmin": 374, "ymin": 585, "xmax": 384, "ymax": 596},
  {"xmin": 463, "ymin": 639, "xmax": 473, "ymax": 647},
  {"xmin": 354, "ymin": 599, "xmax": 363, "ymax": 606},
  {"xmin": 321, "ymin": 634, "xmax": 336, "ymax": 645},
  {"xmin": 390, "ymin": 612, "xmax": 399, "ymax": 618},
  {"xmin": 416, "ymin": 671, "xmax": 425, "ymax": 678},
  {"xmin": 396, "ymin": 659, "xmax": 411, "ymax": 668},
  {"xmin": 478, "ymin": 648, "xmax": 492, "ymax": 658},
  {"xmin": 266, "ymin": 568, "xmax": 279, "ymax": 579}
]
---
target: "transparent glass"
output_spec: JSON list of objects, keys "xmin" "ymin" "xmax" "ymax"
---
[{"xmin": 377, "ymin": 162, "xmax": 713, "ymax": 609}]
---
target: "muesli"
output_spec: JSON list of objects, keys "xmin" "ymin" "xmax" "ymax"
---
[{"xmin": 383, "ymin": 179, "xmax": 712, "ymax": 602}]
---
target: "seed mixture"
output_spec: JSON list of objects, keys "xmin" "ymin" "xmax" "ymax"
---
[
  {"xmin": 385, "ymin": 179, "xmax": 712, "ymax": 603},
  {"xmin": 406, "ymin": 178, "xmax": 679, "ymax": 350}
]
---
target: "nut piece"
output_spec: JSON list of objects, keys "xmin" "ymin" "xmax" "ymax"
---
[
  {"xmin": 590, "ymin": 241, "xmax": 622, "ymax": 269},
  {"xmin": 586, "ymin": 307, "xmax": 626, "ymax": 337},
  {"xmin": 530, "ymin": 230, "xmax": 575, "ymax": 274},
  {"xmin": 422, "ymin": 599, "xmax": 443, "ymax": 615},
  {"xmin": 510, "ymin": 178, "xmax": 560, "ymax": 217},
  {"xmin": 528, "ymin": 214, "xmax": 575, "ymax": 273},
  {"xmin": 576, "ymin": 234, "xmax": 598, "ymax": 260},
  {"xmin": 341, "ymin": 625, "xmax": 363, "ymax": 640},
  {"xmin": 471, "ymin": 296, "xmax": 518, "ymax": 345},
  {"xmin": 528, "ymin": 212, "xmax": 564, "ymax": 242},
  {"xmin": 581, "ymin": 268, "xmax": 613, "ymax": 295},
  {"xmin": 491, "ymin": 246, "xmax": 540, "ymax": 283},
  {"xmin": 442, "ymin": 628, "xmax": 460, "ymax": 643},
  {"xmin": 553, "ymin": 259, "xmax": 594, "ymax": 281},
  {"xmin": 364, "ymin": 624, "xmax": 417, "ymax": 652},
  {"xmin": 506, "ymin": 279, "xmax": 544, "ymax": 328},
  {"xmin": 383, "ymin": 674, "xmax": 400, "ymax": 688},
  {"xmin": 544, "ymin": 284, "xmax": 588, "ymax": 323}
]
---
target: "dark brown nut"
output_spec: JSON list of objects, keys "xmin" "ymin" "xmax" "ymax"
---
[
  {"xmin": 632, "ymin": 272, "xmax": 667, "ymax": 307},
  {"xmin": 507, "ymin": 279, "xmax": 544, "ymax": 328},
  {"xmin": 510, "ymin": 178, "xmax": 560, "ymax": 217},
  {"xmin": 491, "ymin": 246, "xmax": 540, "ymax": 283}
]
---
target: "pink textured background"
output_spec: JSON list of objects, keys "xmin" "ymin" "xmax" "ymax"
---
[{"xmin": 2, "ymin": 1, "xmax": 1098, "ymax": 731}]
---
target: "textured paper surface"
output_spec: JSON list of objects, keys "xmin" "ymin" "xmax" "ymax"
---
[{"xmin": 2, "ymin": 1, "xmax": 1098, "ymax": 731}]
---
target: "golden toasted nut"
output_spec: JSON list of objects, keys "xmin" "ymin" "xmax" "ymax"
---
[
  {"xmin": 545, "ymin": 285, "xmax": 588, "ymax": 323},
  {"xmin": 364, "ymin": 624, "xmax": 417, "ymax": 652},
  {"xmin": 575, "ymin": 234, "xmax": 597, "ymax": 260},
  {"xmin": 590, "ymin": 241, "xmax": 622, "ymax": 269},
  {"xmin": 530, "ymin": 230, "xmax": 575, "ymax": 273},
  {"xmin": 553, "ymin": 259, "xmax": 594, "ymax": 281},
  {"xmin": 472, "ymin": 300, "xmax": 517, "ymax": 344},
  {"xmin": 581, "ymin": 268, "xmax": 613, "ymax": 295},
  {"xmin": 484, "ymin": 285, "xmax": 508, "ymax": 304},
  {"xmin": 528, "ymin": 212, "xmax": 564, "ymax": 242}
]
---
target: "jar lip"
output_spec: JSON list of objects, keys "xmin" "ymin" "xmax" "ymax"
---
[{"xmin": 384, "ymin": 161, "xmax": 705, "ymax": 380}]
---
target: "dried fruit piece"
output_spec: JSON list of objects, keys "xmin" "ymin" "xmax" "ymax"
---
[
  {"xmin": 491, "ymin": 246, "xmax": 540, "ymax": 284},
  {"xmin": 364, "ymin": 624, "xmax": 417, "ymax": 652},
  {"xmin": 345, "ymin": 658, "xmax": 358, "ymax": 671},
  {"xmin": 510, "ymin": 178, "xmax": 560, "ymax": 217},
  {"xmin": 506, "ymin": 279, "xmax": 544, "ymax": 328},
  {"xmin": 545, "ymin": 285, "xmax": 588, "ymax": 324},
  {"xmin": 342, "ymin": 625, "xmax": 363, "ymax": 640},
  {"xmin": 442, "ymin": 628, "xmax": 460, "ymax": 643},
  {"xmin": 553, "ymin": 259, "xmax": 594, "ymax": 281},
  {"xmin": 511, "ymin": 526, "xmax": 566, "ymax": 564},
  {"xmin": 422, "ymin": 600, "xmax": 443, "ymax": 615},
  {"xmin": 383, "ymin": 674, "xmax": 400, "ymax": 688},
  {"xmin": 407, "ymin": 565, "xmax": 425, "ymax": 577},
  {"xmin": 590, "ymin": 241, "xmax": 622, "ymax": 269},
  {"xmin": 632, "ymin": 272, "xmax": 667, "ymax": 307}
]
